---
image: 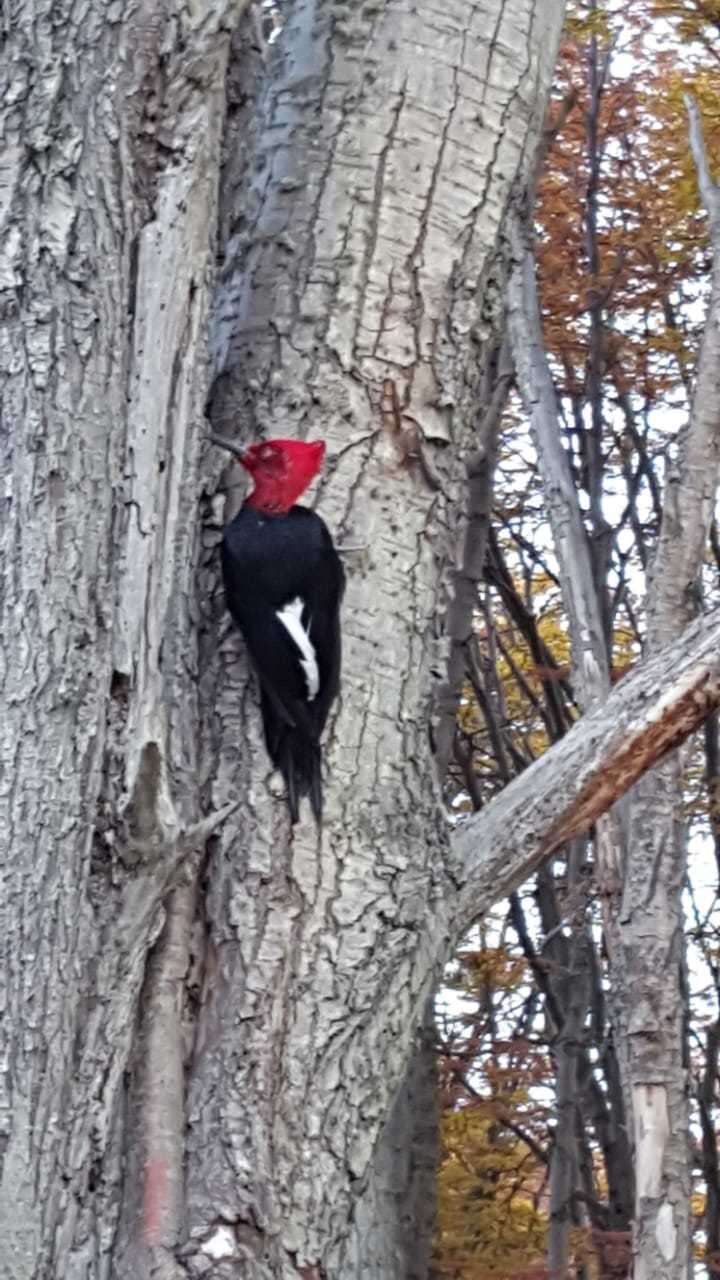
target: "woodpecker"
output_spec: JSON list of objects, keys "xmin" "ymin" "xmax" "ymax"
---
[{"xmin": 210, "ymin": 434, "xmax": 345, "ymax": 823}]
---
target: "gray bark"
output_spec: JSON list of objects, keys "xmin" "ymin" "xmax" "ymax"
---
[
  {"xmin": 0, "ymin": 1, "xmax": 567, "ymax": 1277},
  {"xmin": 187, "ymin": 2, "xmax": 567, "ymax": 1276},
  {"xmin": 535, "ymin": 848, "xmax": 592, "ymax": 1279},
  {"xmin": 617, "ymin": 100, "xmax": 720, "ymax": 1280},
  {"xmin": 0, "ymin": 3, "xmax": 245, "ymax": 1277},
  {"xmin": 454, "ymin": 605, "xmax": 720, "ymax": 918},
  {"xmin": 508, "ymin": 235, "xmax": 610, "ymax": 706},
  {"xmin": 349, "ymin": 1003, "xmax": 439, "ymax": 1280}
]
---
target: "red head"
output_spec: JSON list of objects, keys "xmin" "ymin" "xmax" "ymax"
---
[
  {"xmin": 208, "ymin": 434, "xmax": 326, "ymax": 513},
  {"xmin": 238, "ymin": 438, "xmax": 326, "ymax": 514}
]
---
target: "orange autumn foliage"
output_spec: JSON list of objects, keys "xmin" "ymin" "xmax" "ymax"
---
[{"xmin": 537, "ymin": 3, "xmax": 720, "ymax": 409}]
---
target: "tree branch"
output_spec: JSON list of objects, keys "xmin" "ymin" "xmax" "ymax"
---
[
  {"xmin": 646, "ymin": 96, "xmax": 720, "ymax": 649},
  {"xmin": 507, "ymin": 224, "xmax": 610, "ymax": 709},
  {"xmin": 452, "ymin": 607, "xmax": 720, "ymax": 932},
  {"xmin": 685, "ymin": 95, "xmax": 720, "ymax": 239}
]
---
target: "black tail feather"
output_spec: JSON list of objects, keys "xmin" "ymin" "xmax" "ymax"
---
[
  {"xmin": 309, "ymin": 748, "xmax": 322, "ymax": 824},
  {"xmin": 260, "ymin": 690, "xmax": 323, "ymax": 824},
  {"xmin": 281, "ymin": 736, "xmax": 301, "ymax": 824}
]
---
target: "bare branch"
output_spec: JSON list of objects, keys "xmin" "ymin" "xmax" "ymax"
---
[
  {"xmin": 646, "ymin": 97, "xmax": 720, "ymax": 648},
  {"xmin": 531, "ymin": 88, "xmax": 578, "ymax": 192},
  {"xmin": 453, "ymin": 608, "xmax": 720, "ymax": 930},
  {"xmin": 685, "ymin": 95, "xmax": 720, "ymax": 238},
  {"xmin": 507, "ymin": 226, "xmax": 610, "ymax": 709}
]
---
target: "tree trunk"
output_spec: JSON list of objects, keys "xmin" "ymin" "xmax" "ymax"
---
[
  {"xmin": 349, "ymin": 1002, "xmax": 439, "ymax": 1280},
  {"xmin": 507, "ymin": 96, "xmax": 720, "ymax": 1280},
  {"xmin": 0, "ymin": 3, "xmax": 245, "ymax": 1277},
  {"xmin": 0, "ymin": 1, "xmax": 566, "ymax": 1277},
  {"xmin": 190, "ymin": 2, "xmax": 566, "ymax": 1274},
  {"xmin": 616, "ymin": 104, "xmax": 720, "ymax": 1280}
]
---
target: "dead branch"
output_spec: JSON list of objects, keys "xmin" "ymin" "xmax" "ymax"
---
[{"xmin": 453, "ymin": 607, "xmax": 720, "ymax": 930}]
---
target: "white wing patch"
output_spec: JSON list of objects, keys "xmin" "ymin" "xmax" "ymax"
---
[{"xmin": 276, "ymin": 596, "xmax": 319, "ymax": 701}]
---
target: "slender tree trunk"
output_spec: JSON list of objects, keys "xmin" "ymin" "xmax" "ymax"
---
[
  {"xmin": 616, "ymin": 102, "xmax": 720, "ymax": 1280},
  {"xmin": 541, "ymin": 848, "xmax": 592, "ymax": 1280}
]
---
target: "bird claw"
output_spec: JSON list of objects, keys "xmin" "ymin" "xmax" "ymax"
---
[{"xmin": 267, "ymin": 769, "xmax": 286, "ymax": 800}]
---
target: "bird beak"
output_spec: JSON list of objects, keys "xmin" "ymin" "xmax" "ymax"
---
[{"xmin": 207, "ymin": 432, "xmax": 242, "ymax": 456}]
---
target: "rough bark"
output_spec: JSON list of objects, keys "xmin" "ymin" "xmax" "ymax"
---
[
  {"xmin": 349, "ymin": 1003, "xmax": 439, "ymax": 1280},
  {"xmin": 453, "ymin": 606, "xmax": 720, "ymax": 921},
  {"xmin": 187, "ymin": 3, "xmax": 567, "ymax": 1276},
  {"xmin": 615, "ymin": 99, "xmax": 720, "ymax": 1280},
  {"xmin": 0, "ymin": 4, "xmax": 245, "ymax": 1278}
]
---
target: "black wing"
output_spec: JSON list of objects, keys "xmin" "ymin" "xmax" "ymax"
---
[
  {"xmin": 221, "ymin": 505, "xmax": 344, "ymax": 821},
  {"xmin": 303, "ymin": 520, "xmax": 345, "ymax": 738}
]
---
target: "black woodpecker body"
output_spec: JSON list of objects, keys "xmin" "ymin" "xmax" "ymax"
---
[{"xmin": 212, "ymin": 437, "xmax": 345, "ymax": 823}]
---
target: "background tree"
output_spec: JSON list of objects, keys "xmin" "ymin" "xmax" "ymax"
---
[{"xmin": 433, "ymin": 3, "xmax": 720, "ymax": 1278}]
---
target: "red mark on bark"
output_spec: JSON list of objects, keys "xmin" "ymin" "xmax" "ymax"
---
[{"xmin": 143, "ymin": 1157, "xmax": 168, "ymax": 1246}]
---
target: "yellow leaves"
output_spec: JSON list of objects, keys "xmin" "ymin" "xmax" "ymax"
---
[
  {"xmin": 612, "ymin": 623, "xmax": 640, "ymax": 672},
  {"xmin": 453, "ymin": 946, "xmax": 529, "ymax": 995},
  {"xmin": 434, "ymin": 1109, "xmax": 547, "ymax": 1280},
  {"xmin": 691, "ymin": 1192, "xmax": 713, "ymax": 1267},
  {"xmin": 457, "ymin": 686, "xmax": 486, "ymax": 739},
  {"xmin": 436, "ymin": 937, "xmax": 556, "ymax": 1277},
  {"xmin": 565, "ymin": 6, "xmax": 614, "ymax": 44},
  {"xmin": 480, "ymin": 566, "xmax": 568, "ymax": 753},
  {"xmin": 692, "ymin": 1190, "xmax": 707, "ymax": 1219},
  {"xmin": 640, "ymin": 66, "xmax": 720, "ymax": 214},
  {"xmin": 650, "ymin": 0, "xmax": 720, "ymax": 50}
]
